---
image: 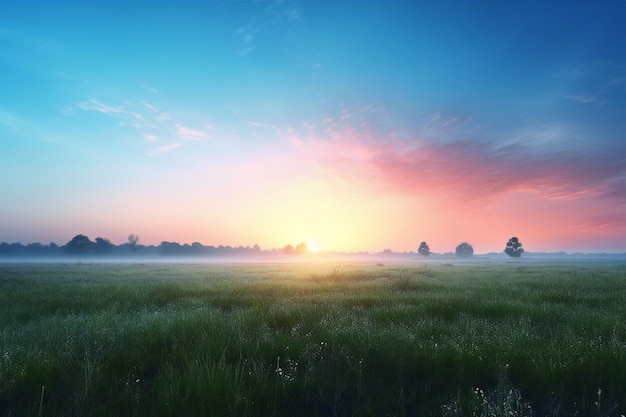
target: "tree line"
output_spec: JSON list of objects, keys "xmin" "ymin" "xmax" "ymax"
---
[
  {"xmin": 1, "ymin": 234, "xmax": 526, "ymax": 258},
  {"xmin": 0, "ymin": 234, "xmax": 315, "ymax": 258}
]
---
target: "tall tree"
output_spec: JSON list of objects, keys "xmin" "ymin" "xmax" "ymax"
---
[
  {"xmin": 505, "ymin": 237, "xmax": 524, "ymax": 258},
  {"xmin": 65, "ymin": 234, "xmax": 94, "ymax": 255},
  {"xmin": 94, "ymin": 237, "xmax": 113, "ymax": 254},
  {"xmin": 128, "ymin": 234, "xmax": 139, "ymax": 252},
  {"xmin": 418, "ymin": 241, "xmax": 431, "ymax": 257},
  {"xmin": 455, "ymin": 242, "xmax": 474, "ymax": 257},
  {"xmin": 294, "ymin": 242, "xmax": 309, "ymax": 255}
]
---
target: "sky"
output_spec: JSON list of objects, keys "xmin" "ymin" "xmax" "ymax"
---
[{"xmin": 1, "ymin": 1, "xmax": 625, "ymax": 254}]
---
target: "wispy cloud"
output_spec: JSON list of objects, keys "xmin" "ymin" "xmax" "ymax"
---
[
  {"xmin": 143, "ymin": 102, "xmax": 159, "ymax": 112},
  {"xmin": 176, "ymin": 125, "xmax": 208, "ymax": 140},
  {"xmin": 142, "ymin": 84, "xmax": 159, "ymax": 94},
  {"xmin": 368, "ymin": 139, "xmax": 626, "ymax": 203},
  {"xmin": 565, "ymin": 94, "xmax": 603, "ymax": 104},
  {"xmin": 235, "ymin": 26, "xmax": 255, "ymax": 56},
  {"xmin": 563, "ymin": 62, "xmax": 626, "ymax": 105},
  {"xmin": 76, "ymin": 98, "xmax": 125, "ymax": 114},
  {"xmin": 149, "ymin": 142, "xmax": 180, "ymax": 156},
  {"xmin": 573, "ymin": 212, "xmax": 626, "ymax": 233},
  {"xmin": 130, "ymin": 112, "xmax": 144, "ymax": 121},
  {"xmin": 234, "ymin": 1, "xmax": 304, "ymax": 58},
  {"xmin": 59, "ymin": 106, "xmax": 75, "ymax": 116},
  {"xmin": 286, "ymin": 119, "xmax": 626, "ymax": 206},
  {"xmin": 70, "ymin": 95, "xmax": 212, "ymax": 154},
  {"xmin": 248, "ymin": 121, "xmax": 283, "ymax": 138}
]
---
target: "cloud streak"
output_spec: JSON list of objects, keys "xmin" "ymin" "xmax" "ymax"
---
[
  {"xmin": 76, "ymin": 99, "xmax": 125, "ymax": 114},
  {"xmin": 373, "ymin": 139, "xmax": 626, "ymax": 203},
  {"xmin": 149, "ymin": 142, "xmax": 180, "ymax": 156},
  {"xmin": 287, "ymin": 120, "xmax": 626, "ymax": 206},
  {"xmin": 176, "ymin": 125, "xmax": 209, "ymax": 140},
  {"xmin": 565, "ymin": 94, "xmax": 603, "ymax": 104},
  {"xmin": 71, "ymin": 96, "xmax": 212, "ymax": 153}
]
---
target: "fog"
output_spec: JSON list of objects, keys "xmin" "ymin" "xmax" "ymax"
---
[{"xmin": 1, "ymin": 252, "xmax": 625, "ymax": 268}]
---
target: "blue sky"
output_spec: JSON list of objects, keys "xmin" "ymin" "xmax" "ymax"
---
[{"xmin": 1, "ymin": 1, "xmax": 625, "ymax": 253}]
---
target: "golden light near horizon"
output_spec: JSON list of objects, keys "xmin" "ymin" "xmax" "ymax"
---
[{"xmin": 308, "ymin": 240, "xmax": 321, "ymax": 253}]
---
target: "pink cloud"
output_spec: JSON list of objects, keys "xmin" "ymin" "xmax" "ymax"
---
[
  {"xmin": 288, "ymin": 124, "xmax": 626, "ymax": 206},
  {"xmin": 573, "ymin": 212, "xmax": 626, "ymax": 233},
  {"xmin": 149, "ymin": 142, "xmax": 180, "ymax": 156},
  {"xmin": 176, "ymin": 125, "xmax": 208, "ymax": 140}
]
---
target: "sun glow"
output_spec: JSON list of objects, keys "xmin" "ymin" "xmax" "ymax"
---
[{"xmin": 308, "ymin": 240, "xmax": 321, "ymax": 253}]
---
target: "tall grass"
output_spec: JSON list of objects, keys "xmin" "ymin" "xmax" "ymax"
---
[{"xmin": 1, "ymin": 263, "xmax": 625, "ymax": 416}]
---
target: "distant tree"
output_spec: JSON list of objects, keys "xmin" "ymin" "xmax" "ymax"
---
[
  {"xmin": 94, "ymin": 237, "xmax": 113, "ymax": 254},
  {"xmin": 160, "ymin": 241, "xmax": 181, "ymax": 255},
  {"xmin": 128, "ymin": 234, "xmax": 139, "ymax": 252},
  {"xmin": 47, "ymin": 242, "xmax": 61, "ymax": 256},
  {"xmin": 191, "ymin": 242, "xmax": 205, "ymax": 255},
  {"xmin": 294, "ymin": 242, "xmax": 308, "ymax": 255},
  {"xmin": 27, "ymin": 242, "xmax": 44, "ymax": 256},
  {"xmin": 418, "ymin": 241, "xmax": 431, "ymax": 257},
  {"xmin": 0, "ymin": 242, "xmax": 11, "ymax": 255},
  {"xmin": 217, "ymin": 245, "xmax": 234, "ymax": 256},
  {"xmin": 504, "ymin": 236, "xmax": 524, "ymax": 258},
  {"xmin": 455, "ymin": 242, "xmax": 474, "ymax": 257},
  {"xmin": 283, "ymin": 244, "xmax": 294, "ymax": 255},
  {"xmin": 65, "ymin": 234, "xmax": 94, "ymax": 255}
]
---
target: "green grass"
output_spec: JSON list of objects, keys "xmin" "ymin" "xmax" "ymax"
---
[{"xmin": 1, "ymin": 262, "xmax": 625, "ymax": 416}]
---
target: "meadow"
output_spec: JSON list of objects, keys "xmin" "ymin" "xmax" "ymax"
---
[{"xmin": 1, "ymin": 261, "xmax": 625, "ymax": 416}]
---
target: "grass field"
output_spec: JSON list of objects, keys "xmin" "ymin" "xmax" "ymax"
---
[{"xmin": 1, "ymin": 261, "xmax": 625, "ymax": 416}]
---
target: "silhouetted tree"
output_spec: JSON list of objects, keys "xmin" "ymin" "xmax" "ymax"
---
[
  {"xmin": 128, "ymin": 234, "xmax": 139, "ymax": 252},
  {"xmin": 455, "ymin": 242, "xmax": 474, "ymax": 257},
  {"xmin": 94, "ymin": 237, "xmax": 113, "ymax": 254},
  {"xmin": 26, "ymin": 242, "xmax": 44, "ymax": 256},
  {"xmin": 190, "ymin": 242, "xmax": 205, "ymax": 255},
  {"xmin": 160, "ymin": 241, "xmax": 182, "ymax": 255},
  {"xmin": 505, "ymin": 236, "xmax": 524, "ymax": 258},
  {"xmin": 65, "ymin": 234, "xmax": 94, "ymax": 255},
  {"xmin": 283, "ymin": 244, "xmax": 294, "ymax": 255},
  {"xmin": 0, "ymin": 242, "xmax": 10, "ymax": 255},
  {"xmin": 418, "ymin": 241, "xmax": 431, "ymax": 257}
]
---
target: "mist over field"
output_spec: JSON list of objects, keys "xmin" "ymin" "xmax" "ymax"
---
[{"xmin": 2, "ymin": 251, "xmax": 625, "ymax": 269}]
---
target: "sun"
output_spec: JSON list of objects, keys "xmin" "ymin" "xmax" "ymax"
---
[{"xmin": 308, "ymin": 240, "xmax": 321, "ymax": 254}]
